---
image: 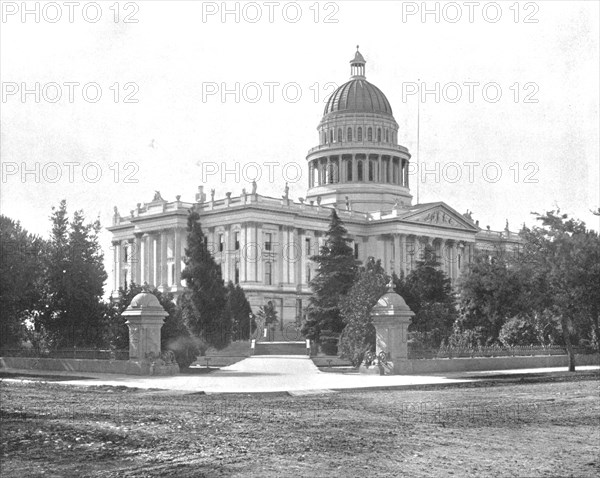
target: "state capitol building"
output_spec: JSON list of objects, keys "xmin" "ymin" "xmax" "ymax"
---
[{"xmin": 108, "ymin": 49, "xmax": 520, "ymax": 330}]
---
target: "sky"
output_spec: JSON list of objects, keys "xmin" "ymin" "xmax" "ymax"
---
[{"xmin": 1, "ymin": 0, "xmax": 599, "ymax": 289}]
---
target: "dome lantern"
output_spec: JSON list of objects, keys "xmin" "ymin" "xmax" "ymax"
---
[{"xmin": 350, "ymin": 45, "xmax": 366, "ymax": 79}]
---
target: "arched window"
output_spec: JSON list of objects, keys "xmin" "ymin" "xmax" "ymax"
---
[
  {"xmin": 347, "ymin": 127, "xmax": 352, "ymax": 142},
  {"xmin": 337, "ymin": 128, "xmax": 343, "ymax": 143},
  {"xmin": 347, "ymin": 160, "xmax": 352, "ymax": 181},
  {"xmin": 368, "ymin": 161, "xmax": 374, "ymax": 181},
  {"xmin": 357, "ymin": 127, "xmax": 363, "ymax": 142},
  {"xmin": 386, "ymin": 129, "xmax": 389, "ymax": 142},
  {"xmin": 357, "ymin": 161, "xmax": 363, "ymax": 181},
  {"xmin": 377, "ymin": 128, "xmax": 382, "ymax": 142},
  {"xmin": 367, "ymin": 127, "xmax": 373, "ymax": 141}
]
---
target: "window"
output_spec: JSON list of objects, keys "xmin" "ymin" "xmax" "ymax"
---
[
  {"xmin": 347, "ymin": 160, "xmax": 352, "ymax": 181},
  {"xmin": 323, "ymin": 132, "xmax": 327, "ymax": 145},
  {"xmin": 330, "ymin": 130, "xmax": 333, "ymax": 143},
  {"xmin": 235, "ymin": 231, "xmax": 240, "ymax": 250},
  {"xmin": 386, "ymin": 129, "xmax": 389, "ymax": 142},
  {"xmin": 357, "ymin": 161, "xmax": 363, "ymax": 181},
  {"xmin": 219, "ymin": 234, "xmax": 224, "ymax": 252},
  {"xmin": 265, "ymin": 262, "xmax": 272, "ymax": 285},
  {"xmin": 337, "ymin": 128, "xmax": 342, "ymax": 142},
  {"xmin": 305, "ymin": 237, "xmax": 311, "ymax": 257},
  {"xmin": 377, "ymin": 128, "xmax": 381, "ymax": 142},
  {"xmin": 170, "ymin": 263, "xmax": 175, "ymax": 286},
  {"xmin": 458, "ymin": 254, "xmax": 461, "ymax": 270},
  {"xmin": 368, "ymin": 161, "xmax": 374, "ymax": 181},
  {"xmin": 347, "ymin": 127, "xmax": 352, "ymax": 141},
  {"xmin": 123, "ymin": 245, "xmax": 128, "ymax": 263},
  {"xmin": 354, "ymin": 243, "xmax": 359, "ymax": 259},
  {"xmin": 235, "ymin": 261, "xmax": 240, "ymax": 284},
  {"xmin": 357, "ymin": 127, "xmax": 362, "ymax": 141},
  {"xmin": 367, "ymin": 127, "xmax": 373, "ymax": 141},
  {"xmin": 123, "ymin": 270, "xmax": 128, "ymax": 285},
  {"xmin": 305, "ymin": 264, "xmax": 311, "ymax": 283},
  {"xmin": 264, "ymin": 233, "xmax": 272, "ymax": 251}
]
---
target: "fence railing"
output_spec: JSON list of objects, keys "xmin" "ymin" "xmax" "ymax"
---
[
  {"xmin": 408, "ymin": 344, "xmax": 596, "ymax": 360},
  {"xmin": 0, "ymin": 348, "xmax": 129, "ymax": 361}
]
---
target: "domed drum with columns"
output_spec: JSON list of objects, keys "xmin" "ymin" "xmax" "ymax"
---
[{"xmin": 306, "ymin": 47, "xmax": 412, "ymax": 213}]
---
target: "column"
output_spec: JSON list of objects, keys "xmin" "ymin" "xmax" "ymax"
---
[
  {"xmin": 174, "ymin": 227, "xmax": 182, "ymax": 288},
  {"xmin": 148, "ymin": 234, "xmax": 155, "ymax": 287},
  {"xmin": 400, "ymin": 234, "xmax": 407, "ymax": 277},
  {"xmin": 393, "ymin": 234, "xmax": 401, "ymax": 276},
  {"xmin": 309, "ymin": 161, "xmax": 314, "ymax": 188},
  {"xmin": 160, "ymin": 230, "xmax": 168, "ymax": 289},
  {"xmin": 133, "ymin": 234, "xmax": 142, "ymax": 284},
  {"xmin": 126, "ymin": 238, "xmax": 134, "ymax": 286},
  {"xmin": 439, "ymin": 239, "xmax": 447, "ymax": 273},
  {"xmin": 112, "ymin": 240, "xmax": 120, "ymax": 292}
]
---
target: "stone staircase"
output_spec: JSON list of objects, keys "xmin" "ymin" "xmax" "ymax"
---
[{"xmin": 253, "ymin": 341, "xmax": 308, "ymax": 356}]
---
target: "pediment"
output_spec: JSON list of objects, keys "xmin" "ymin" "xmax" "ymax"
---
[{"xmin": 402, "ymin": 203, "xmax": 478, "ymax": 231}]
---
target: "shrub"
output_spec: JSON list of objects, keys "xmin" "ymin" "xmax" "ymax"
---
[
  {"xmin": 499, "ymin": 315, "xmax": 539, "ymax": 346},
  {"xmin": 319, "ymin": 330, "xmax": 339, "ymax": 356}
]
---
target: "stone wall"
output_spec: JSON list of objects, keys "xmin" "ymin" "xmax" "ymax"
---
[
  {"xmin": 399, "ymin": 354, "xmax": 600, "ymax": 375},
  {"xmin": 0, "ymin": 357, "xmax": 179, "ymax": 376}
]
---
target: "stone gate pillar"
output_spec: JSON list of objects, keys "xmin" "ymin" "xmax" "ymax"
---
[
  {"xmin": 121, "ymin": 292, "xmax": 179, "ymax": 375},
  {"xmin": 367, "ymin": 282, "xmax": 414, "ymax": 375}
]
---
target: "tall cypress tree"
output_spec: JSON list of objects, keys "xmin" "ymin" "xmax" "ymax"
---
[
  {"xmin": 302, "ymin": 209, "xmax": 359, "ymax": 342},
  {"xmin": 41, "ymin": 201, "xmax": 107, "ymax": 347},
  {"xmin": 225, "ymin": 281, "xmax": 255, "ymax": 341},
  {"xmin": 180, "ymin": 208, "xmax": 231, "ymax": 350}
]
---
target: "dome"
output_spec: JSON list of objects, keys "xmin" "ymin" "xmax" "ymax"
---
[
  {"xmin": 371, "ymin": 284, "xmax": 414, "ymax": 315},
  {"xmin": 129, "ymin": 292, "xmax": 162, "ymax": 309},
  {"xmin": 324, "ymin": 79, "xmax": 393, "ymax": 117}
]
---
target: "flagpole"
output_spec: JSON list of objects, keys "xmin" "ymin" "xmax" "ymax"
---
[{"xmin": 416, "ymin": 78, "xmax": 420, "ymax": 205}]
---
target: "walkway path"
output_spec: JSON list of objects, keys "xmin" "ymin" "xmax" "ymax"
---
[{"xmin": 2, "ymin": 356, "xmax": 598, "ymax": 394}]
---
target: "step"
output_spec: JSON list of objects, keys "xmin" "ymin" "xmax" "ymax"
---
[{"xmin": 254, "ymin": 341, "xmax": 308, "ymax": 356}]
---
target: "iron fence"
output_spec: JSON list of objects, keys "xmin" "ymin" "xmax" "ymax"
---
[
  {"xmin": 0, "ymin": 348, "xmax": 129, "ymax": 361},
  {"xmin": 408, "ymin": 344, "xmax": 596, "ymax": 360}
]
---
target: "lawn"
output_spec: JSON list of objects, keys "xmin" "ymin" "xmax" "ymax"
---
[{"xmin": 1, "ymin": 372, "xmax": 599, "ymax": 477}]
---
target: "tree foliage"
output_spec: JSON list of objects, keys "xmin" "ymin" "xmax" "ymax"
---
[
  {"xmin": 338, "ymin": 258, "xmax": 388, "ymax": 366},
  {"xmin": 0, "ymin": 215, "xmax": 46, "ymax": 348},
  {"xmin": 39, "ymin": 201, "xmax": 107, "ymax": 348},
  {"xmin": 394, "ymin": 245, "xmax": 457, "ymax": 348},
  {"xmin": 180, "ymin": 209, "xmax": 231, "ymax": 350},
  {"xmin": 302, "ymin": 210, "xmax": 359, "ymax": 342},
  {"xmin": 516, "ymin": 210, "xmax": 600, "ymax": 370},
  {"xmin": 225, "ymin": 281, "xmax": 256, "ymax": 341}
]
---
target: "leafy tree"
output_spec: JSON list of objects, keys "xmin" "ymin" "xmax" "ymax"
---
[
  {"xmin": 338, "ymin": 258, "xmax": 389, "ymax": 366},
  {"xmin": 225, "ymin": 281, "xmax": 256, "ymax": 341},
  {"xmin": 40, "ymin": 201, "xmax": 107, "ymax": 348},
  {"xmin": 394, "ymin": 245, "xmax": 457, "ymax": 348},
  {"xmin": 499, "ymin": 315, "xmax": 539, "ymax": 346},
  {"xmin": 302, "ymin": 209, "xmax": 359, "ymax": 342},
  {"xmin": 180, "ymin": 209, "xmax": 231, "ymax": 350},
  {"xmin": 517, "ymin": 210, "xmax": 600, "ymax": 370},
  {"xmin": 0, "ymin": 216, "xmax": 46, "ymax": 348},
  {"xmin": 453, "ymin": 248, "xmax": 526, "ymax": 345}
]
